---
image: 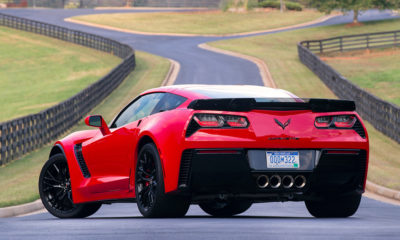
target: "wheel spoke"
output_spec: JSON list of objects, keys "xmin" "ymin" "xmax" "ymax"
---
[
  {"xmin": 45, "ymin": 171, "xmax": 60, "ymax": 183},
  {"xmin": 67, "ymin": 191, "xmax": 73, "ymax": 204},
  {"xmin": 58, "ymin": 191, "xmax": 67, "ymax": 201},
  {"xmin": 53, "ymin": 164, "xmax": 60, "ymax": 173}
]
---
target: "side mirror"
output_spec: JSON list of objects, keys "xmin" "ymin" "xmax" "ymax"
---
[{"xmin": 85, "ymin": 115, "xmax": 110, "ymax": 135}]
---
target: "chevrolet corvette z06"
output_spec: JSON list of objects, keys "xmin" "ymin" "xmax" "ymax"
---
[{"xmin": 39, "ymin": 85, "xmax": 368, "ymax": 218}]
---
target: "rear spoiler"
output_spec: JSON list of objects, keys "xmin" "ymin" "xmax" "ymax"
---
[{"xmin": 187, "ymin": 98, "xmax": 355, "ymax": 112}]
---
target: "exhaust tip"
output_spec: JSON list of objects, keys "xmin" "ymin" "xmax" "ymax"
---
[
  {"xmin": 282, "ymin": 175, "xmax": 294, "ymax": 189},
  {"xmin": 270, "ymin": 175, "xmax": 281, "ymax": 188},
  {"xmin": 294, "ymin": 175, "xmax": 306, "ymax": 189},
  {"xmin": 256, "ymin": 175, "xmax": 269, "ymax": 188}
]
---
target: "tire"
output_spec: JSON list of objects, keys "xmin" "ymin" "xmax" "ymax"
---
[
  {"xmin": 305, "ymin": 194, "xmax": 362, "ymax": 218},
  {"xmin": 199, "ymin": 199, "xmax": 252, "ymax": 217},
  {"xmin": 39, "ymin": 153, "xmax": 102, "ymax": 218},
  {"xmin": 135, "ymin": 143, "xmax": 190, "ymax": 218}
]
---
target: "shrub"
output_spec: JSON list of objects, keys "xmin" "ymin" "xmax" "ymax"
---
[
  {"xmin": 258, "ymin": 0, "xmax": 280, "ymax": 9},
  {"xmin": 247, "ymin": 0, "xmax": 259, "ymax": 10},
  {"xmin": 258, "ymin": 1, "xmax": 303, "ymax": 11},
  {"xmin": 286, "ymin": 1, "xmax": 303, "ymax": 11}
]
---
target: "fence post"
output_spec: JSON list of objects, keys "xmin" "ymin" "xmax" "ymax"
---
[
  {"xmin": 366, "ymin": 34, "xmax": 370, "ymax": 49},
  {"xmin": 339, "ymin": 37, "xmax": 343, "ymax": 52},
  {"xmin": 395, "ymin": 32, "xmax": 398, "ymax": 46},
  {"xmin": 319, "ymin": 40, "xmax": 323, "ymax": 53},
  {"xmin": 0, "ymin": 124, "xmax": 3, "ymax": 165}
]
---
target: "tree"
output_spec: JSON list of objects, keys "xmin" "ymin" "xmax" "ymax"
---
[
  {"xmin": 280, "ymin": 0, "xmax": 286, "ymax": 13},
  {"xmin": 307, "ymin": 0, "xmax": 399, "ymax": 23}
]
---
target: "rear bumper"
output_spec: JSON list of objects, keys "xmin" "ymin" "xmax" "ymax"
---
[{"xmin": 177, "ymin": 148, "xmax": 368, "ymax": 202}]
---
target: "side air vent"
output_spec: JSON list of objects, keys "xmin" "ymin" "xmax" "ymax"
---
[
  {"xmin": 74, "ymin": 144, "xmax": 91, "ymax": 178},
  {"xmin": 185, "ymin": 119, "xmax": 201, "ymax": 137},
  {"xmin": 178, "ymin": 150, "xmax": 193, "ymax": 189},
  {"xmin": 353, "ymin": 120, "xmax": 366, "ymax": 138}
]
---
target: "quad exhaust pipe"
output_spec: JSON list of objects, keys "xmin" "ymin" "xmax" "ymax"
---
[
  {"xmin": 269, "ymin": 175, "xmax": 281, "ymax": 188},
  {"xmin": 256, "ymin": 175, "xmax": 269, "ymax": 188},
  {"xmin": 256, "ymin": 174, "xmax": 306, "ymax": 189},
  {"xmin": 282, "ymin": 175, "xmax": 294, "ymax": 189},
  {"xmin": 294, "ymin": 175, "xmax": 306, "ymax": 189}
]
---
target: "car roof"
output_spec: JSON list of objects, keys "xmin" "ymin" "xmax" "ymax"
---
[{"xmin": 142, "ymin": 85, "xmax": 297, "ymax": 100}]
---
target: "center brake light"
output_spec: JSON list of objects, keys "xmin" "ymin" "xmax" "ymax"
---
[
  {"xmin": 193, "ymin": 114, "xmax": 248, "ymax": 128},
  {"xmin": 315, "ymin": 115, "xmax": 356, "ymax": 129}
]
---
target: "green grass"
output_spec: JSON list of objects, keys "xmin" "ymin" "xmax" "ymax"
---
[
  {"xmin": 0, "ymin": 26, "xmax": 121, "ymax": 122},
  {"xmin": 0, "ymin": 51, "xmax": 170, "ymax": 207},
  {"xmin": 321, "ymin": 48, "xmax": 400, "ymax": 106},
  {"xmin": 71, "ymin": 10, "xmax": 323, "ymax": 35},
  {"xmin": 209, "ymin": 18, "xmax": 400, "ymax": 190}
]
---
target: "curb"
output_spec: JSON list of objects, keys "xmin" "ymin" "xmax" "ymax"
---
[
  {"xmin": 198, "ymin": 43, "xmax": 276, "ymax": 88},
  {"xmin": 65, "ymin": 13, "xmax": 339, "ymax": 38},
  {"xmin": 94, "ymin": 7, "xmax": 208, "ymax": 10},
  {"xmin": 161, "ymin": 58, "xmax": 180, "ymax": 86},
  {"xmin": 0, "ymin": 199, "xmax": 44, "ymax": 218},
  {"xmin": 366, "ymin": 180, "xmax": 400, "ymax": 201}
]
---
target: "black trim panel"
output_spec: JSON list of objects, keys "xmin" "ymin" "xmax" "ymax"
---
[{"xmin": 74, "ymin": 144, "xmax": 91, "ymax": 178}]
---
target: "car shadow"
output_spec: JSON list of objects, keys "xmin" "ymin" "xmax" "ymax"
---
[{"xmin": 88, "ymin": 215, "xmax": 315, "ymax": 220}]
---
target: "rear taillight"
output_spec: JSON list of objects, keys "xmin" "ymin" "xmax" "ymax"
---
[
  {"xmin": 315, "ymin": 115, "xmax": 356, "ymax": 129},
  {"xmin": 333, "ymin": 115, "xmax": 356, "ymax": 128},
  {"xmin": 193, "ymin": 114, "xmax": 248, "ymax": 128},
  {"xmin": 314, "ymin": 116, "xmax": 332, "ymax": 128},
  {"xmin": 193, "ymin": 114, "xmax": 224, "ymax": 127},
  {"xmin": 225, "ymin": 115, "xmax": 248, "ymax": 128}
]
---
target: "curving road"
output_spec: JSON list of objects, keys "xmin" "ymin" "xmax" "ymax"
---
[
  {"xmin": 0, "ymin": 8, "xmax": 400, "ymax": 240},
  {"xmin": 1, "ymin": 8, "xmax": 399, "ymax": 85}
]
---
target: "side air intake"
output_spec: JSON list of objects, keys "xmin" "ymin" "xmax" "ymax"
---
[{"xmin": 74, "ymin": 144, "xmax": 91, "ymax": 178}]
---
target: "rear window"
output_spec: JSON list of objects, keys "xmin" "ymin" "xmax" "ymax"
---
[
  {"xmin": 152, "ymin": 93, "xmax": 187, "ymax": 114},
  {"xmin": 186, "ymin": 86, "xmax": 297, "ymax": 99}
]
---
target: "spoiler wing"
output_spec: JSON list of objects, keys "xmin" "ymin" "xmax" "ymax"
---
[{"xmin": 187, "ymin": 98, "xmax": 355, "ymax": 112}]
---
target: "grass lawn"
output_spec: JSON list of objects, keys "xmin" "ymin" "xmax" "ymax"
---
[
  {"xmin": 0, "ymin": 51, "xmax": 170, "ymax": 207},
  {"xmin": 321, "ymin": 48, "xmax": 400, "ymax": 106},
  {"xmin": 209, "ymin": 18, "xmax": 400, "ymax": 190},
  {"xmin": 71, "ymin": 10, "xmax": 324, "ymax": 35},
  {"xmin": 0, "ymin": 26, "xmax": 121, "ymax": 122}
]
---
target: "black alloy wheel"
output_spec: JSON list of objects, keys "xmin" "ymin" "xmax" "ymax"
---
[
  {"xmin": 305, "ymin": 194, "xmax": 362, "ymax": 218},
  {"xmin": 39, "ymin": 153, "xmax": 101, "ymax": 218},
  {"xmin": 135, "ymin": 143, "xmax": 190, "ymax": 218},
  {"xmin": 136, "ymin": 149, "xmax": 158, "ymax": 212}
]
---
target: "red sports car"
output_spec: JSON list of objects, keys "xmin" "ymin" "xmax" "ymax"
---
[{"xmin": 39, "ymin": 85, "xmax": 369, "ymax": 218}]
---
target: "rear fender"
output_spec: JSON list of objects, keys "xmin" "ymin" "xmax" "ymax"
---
[{"xmin": 135, "ymin": 109, "xmax": 193, "ymax": 194}]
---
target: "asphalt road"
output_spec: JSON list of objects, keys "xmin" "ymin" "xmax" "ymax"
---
[
  {"xmin": 0, "ymin": 8, "xmax": 400, "ymax": 240},
  {"xmin": 1, "ymin": 198, "xmax": 400, "ymax": 240}
]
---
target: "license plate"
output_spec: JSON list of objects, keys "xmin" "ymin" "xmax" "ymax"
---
[{"xmin": 266, "ymin": 151, "xmax": 300, "ymax": 168}]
